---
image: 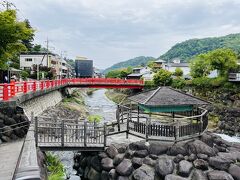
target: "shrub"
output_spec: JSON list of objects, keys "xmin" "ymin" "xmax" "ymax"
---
[
  {"xmin": 144, "ymin": 80, "xmax": 155, "ymax": 89},
  {"xmin": 20, "ymin": 70, "xmax": 29, "ymax": 80},
  {"xmin": 171, "ymin": 78, "xmax": 186, "ymax": 89},
  {"xmin": 174, "ymin": 67, "xmax": 183, "ymax": 77},
  {"xmin": 88, "ymin": 115, "xmax": 102, "ymax": 123},
  {"xmin": 46, "ymin": 152, "xmax": 65, "ymax": 180},
  {"xmin": 153, "ymin": 69, "xmax": 172, "ymax": 86}
]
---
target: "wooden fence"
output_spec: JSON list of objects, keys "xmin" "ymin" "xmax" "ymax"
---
[
  {"xmin": 35, "ymin": 116, "xmax": 106, "ymax": 150},
  {"xmin": 116, "ymin": 104, "xmax": 208, "ymax": 141}
]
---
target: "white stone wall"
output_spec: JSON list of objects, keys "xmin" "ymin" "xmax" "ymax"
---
[{"xmin": 20, "ymin": 90, "xmax": 63, "ymax": 119}]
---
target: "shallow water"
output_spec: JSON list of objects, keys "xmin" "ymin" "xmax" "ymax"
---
[{"xmin": 85, "ymin": 89, "xmax": 117, "ymax": 122}]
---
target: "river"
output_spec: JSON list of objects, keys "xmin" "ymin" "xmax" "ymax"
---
[{"xmin": 52, "ymin": 89, "xmax": 118, "ymax": 179}]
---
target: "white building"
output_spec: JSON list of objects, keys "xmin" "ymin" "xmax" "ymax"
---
[
  {"xmin": 127, "ymin": 67, "xmax": 154, "ymax": 80},
  {"xmin": 20, "ymin": 52, "xmax": 72, "ymax": 79},
  {"xmin": 20, "ymin": 52, "xmax": 54, "ymax": 70},
  {"xmin": 162, "ymin": 58, "xmax": 190, "ymax": 75}
]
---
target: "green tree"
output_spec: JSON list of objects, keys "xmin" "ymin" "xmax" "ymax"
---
[
  {"xmin": 190, "ymin": 54, "xmax": 211, "ymax": 78},
  {"xmin": 207, "ymin": 48, "xmax": 237, "ymax": 76},
  {"xmin": 174, "ymin": 67, "xmax": 183, "ymax": 77},
  {"xmin": 22, "ymin": 19, "xmax": 34, "ymax": 51},
  {"xmin": 153, "ymin": 69, "xmax": 172, "ymax": 86},
  {"xmin": 0, "ymin": 10, "xmax": 34, "ymax": 70}
]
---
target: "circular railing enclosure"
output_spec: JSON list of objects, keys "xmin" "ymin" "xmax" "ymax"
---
[{"xmin": 116, "ymin": 104, "xmax": 208, "ymax": 142}]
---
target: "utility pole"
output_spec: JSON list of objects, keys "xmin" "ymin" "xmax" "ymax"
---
[{"xmin": 46, "ymin": 37, "xmax": 49, "ymax": 67}]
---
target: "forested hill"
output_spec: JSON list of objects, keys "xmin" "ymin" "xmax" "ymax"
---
[
  {"xmin": 159, "ymin": 33, "xmax": 240, "ymax": 61},
  {"xmin": 103, "ymin": 56, "xmax": 155, "ymax": 73}
]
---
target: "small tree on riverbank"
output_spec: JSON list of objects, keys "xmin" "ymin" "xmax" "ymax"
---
[{"xmin": 153, "ymin": 69, "xmax": 172, "ymax": 86}]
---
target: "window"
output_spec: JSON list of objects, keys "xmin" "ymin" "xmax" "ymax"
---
[{"xmin": 25, "ymin": 58, "xmax": 32, "ymax": 62}]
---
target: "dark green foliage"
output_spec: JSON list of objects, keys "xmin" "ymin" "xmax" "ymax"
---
[
  {"xmin": 190, "ymin": 48, "xmax": 237, "ymax": 78},
  {"xmin": 144, "ymin": 80, "xmax": 155, "ymax": 89},
  {"xmin": 153, "ymin": 69, "xmax": 172, "ymax": 86},
  {"xmin": 106, "ymin": 67, "xmax": 132, "ymax": 78},
  {"xmin": 0, "ymin": 10, "xmax": 34, "ymax": 70},
  {"xmin": 160, "ymin": 33, "xmax": 240, "ymax": 61},
  {"xmin": 20, "ymin": 70, "xmax": 29, "ymax": 80},
  {"xmin": 171, "ymin": 78, "xmax": 186, "ymax": 89},
  {"xmin": 46, "ymin": 152, "xmax": 65, "ymax": 180},
  {"xmin": 174, "ymin": 67, "xmax": 183, "ymax": 77},
  {"xmin": 104, "ymin": 56, "xmax": 155, "ymax": 73}
]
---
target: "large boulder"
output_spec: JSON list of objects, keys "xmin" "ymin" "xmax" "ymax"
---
[
  {"xmin": 116, "ymin": 159, "xmax": 133, "ymax": 176},
  {"xmin": 143, "ymin": 157, "xmax": 156, "ymax": 167},
  {"xmin": 87, "ymin": 167, "xmax": 101, "ymax": 180},
  {"xmin": 208, "ymin": 156, "xmax": 232, "ymax": 171},
  {"xmin": 167, "ymin": 142, "xmax": 188, "ymax": 156},
  {"xmin": 117, "ymin": 176, "xmax": 129, "ymax": 180},
  {"xmin": 91, "ymin": 156, "xmax": 102, "ymax": 172},
  {"xmin": 14, "ymin": 128, "xmax": 26, "ymax": 138},
  {"xmin": 125, "ymin": 149, "xmax": 134, "ymax": 159},
  {"xmin": 2, "ymin": 126, "xmax": 13, "ymax": 137},
  {"xmin": 134, "ymin": 150, "xmax": 148, "ymax": 158},
  {"xmin": 197, "ymin": 153, "xmax": 208, "ymax": 160},
  {"xmin": 112, "ymin": 143, "xmax": 127, "ymax": 153},
  {"xmin": 109, "ymin": 169, "xmax": 117, "ymax": 180},
  {"xmin": 106, "ymin": 145, "xmax": 118, "ymax": 159},
  {"xmin": 129, "ymin": 141, "xmax": 148, "ymax": 151},
  {"xmin": 165, "ymin": 174, "xmax": 187, "ymax": 180},
  {"xmin": 101, "ymin": 158, "xmax": 114, "ymax": 171},
  {"xmin": 4, "ymin": 118, "xmax": 16, "ymax": 126},
  {"xmin": 193, "ymin": 159, "xmax": 209, "ymax": 170},
  {"xmin": 192, "ymin": 169, "xmax": 208, "ymax": 180},
  {"xmin": 207, "ymin": 170, "xmax": 234, "ymax": 180},
  {"xmin": 132, "ymin": 157, "xmax": 143, "ymax": 169},
  {"xmin": 155, "ymin": 157, "xmax": 174, "ymax": 177},
  {"xmin": 101, "ymin": 171, "xmax": 109, "ymax": 180},
  {"xmin": 132, "ymin": 164, "xmax": 155, "ymax": 180},
  {"xmin": 148, "ymin": 142, "xmax": 169, "ymax": 155},
  {"xmin": 228, "ymin": 164, "xmax": 240, "ymax": 180},
  {"xmin": 218, "ymin": 152, "xmax": 240, "ymax": 162},
  {"xmin": 186, "ymin": 140, "xmax": 216, "ymax": 156},
  {"xmin": 178, "ymin": 160, "xmax": 193, "ymax": 177},
  {"xmin": 200, "ymin": 133, "xmax": 214, "ymax": 147},
  {"xmin": 113, "ymin": 153, "xmax": 125, "ymax": 166},
  {"xmin": 174, "ymin": 154, "xmax": 184, "ymax": 163}
]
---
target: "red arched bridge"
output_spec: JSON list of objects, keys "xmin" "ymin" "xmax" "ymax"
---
[{"xmin": 0, "ymin": 78, "xmax": 144, "ymax": 101}]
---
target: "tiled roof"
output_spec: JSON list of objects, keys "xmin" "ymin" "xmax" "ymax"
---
[{"xmin": 128, "ymin": 87, "xmax": 208, "ymax": 106}]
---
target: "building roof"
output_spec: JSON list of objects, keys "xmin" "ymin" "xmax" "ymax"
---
[
  {"xmin": 128, "ymin": 86, "xmax": 208, "ymax": 106},
  {"xmin": 155, "ymin": 59, "xmax": 166, "ymax": 63},
  {"xmin": 127, "ymin": 73, "xmax": 143, "ymax": 77},
  {"xmin": 20, "ymin": 51, "xmax": 55, "ymax": 56},
  {"xmin": 165, "ymin": 63, "xmax": 189, "ymax": 67}
]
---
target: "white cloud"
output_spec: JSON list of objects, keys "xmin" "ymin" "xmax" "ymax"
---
[{"xmin": 10, "ymin": 0, "xmax": 240, "ymax": 68}]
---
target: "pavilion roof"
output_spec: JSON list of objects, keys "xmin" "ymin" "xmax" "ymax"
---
[{"xmin": 128, "ymin": 86, "xmax": 208, "ymax": 106}]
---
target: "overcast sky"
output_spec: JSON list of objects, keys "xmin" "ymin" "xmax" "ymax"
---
[{"xmin": 10, "ymin": 0, "xmax": 240, "ymax": 69}]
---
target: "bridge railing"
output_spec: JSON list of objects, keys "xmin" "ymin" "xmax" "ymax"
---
[
  {"xmin": 0, "ymin": 78, "xmax": 144, "ymax": 101},
  {"xmin": 35, "ymin": 117, "xmax": 107, "ymax": 149}
]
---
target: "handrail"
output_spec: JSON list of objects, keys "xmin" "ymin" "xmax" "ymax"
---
[{"xmin": 0, "ymin": 78, "xmax": 144, "ymax": 101}]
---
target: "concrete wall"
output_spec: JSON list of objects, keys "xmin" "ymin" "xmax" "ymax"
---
[{"xmin": 20, "ymin": 90, "xmax": 63, "ymax": 119}]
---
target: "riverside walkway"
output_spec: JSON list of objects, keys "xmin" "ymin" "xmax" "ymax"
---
[
  {"xmin": 0, "ymin": 140, "xmax": 24, "ymax": 180},
  {"xmin": 0, "ymin": 78, "xmax": 144, "ymax": 102}
]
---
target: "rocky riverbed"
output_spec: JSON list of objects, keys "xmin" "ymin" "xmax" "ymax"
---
[{"xmin": 73, "ymin": 132, "xmax": 240, "ymax": 180}]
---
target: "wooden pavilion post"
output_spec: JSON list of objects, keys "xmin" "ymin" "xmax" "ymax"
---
[
  {"xmin": 35, "ymin": 116, "xmax": 38, "ymax": 147},
  {"xmin": 126, "ymin": 109, "xmax": 130, "ymax": 139},
  {"xmin": 175, "ymin": 118, "xmax": 179, "ymax": 141},
  {"xmin": 137, "ymin": 105, "xmax": 140, "ymax": 123},
  {"xmin": 146, "ymin": 113, "xmax": 151, "ymax": 142}
]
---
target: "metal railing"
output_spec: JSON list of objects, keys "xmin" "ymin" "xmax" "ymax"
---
[{"xmin": 0, "ymin": 78, "xmax": 144, "ymax": 101}]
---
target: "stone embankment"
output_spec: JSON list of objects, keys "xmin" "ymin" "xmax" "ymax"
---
[
  {"xmin": 73, "ymin": 132, "xmax": 240, "ymax": 180},
  {"xmin": 213, "ymin": 106, "xmax": 240, "ymax": 136},
  {"xmin": 0, "ymin": 107, "xmax": 29, "ymax": 143}
]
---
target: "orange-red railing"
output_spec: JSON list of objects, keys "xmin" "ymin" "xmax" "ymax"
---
[{"xmin": 0, "ymin": 78, "xmax": 144, "ymax": 101}]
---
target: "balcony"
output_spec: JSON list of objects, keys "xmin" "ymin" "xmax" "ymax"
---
[{"xmin": 229, "ymin": 73, "xmax": 240, "ymax": 82}]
